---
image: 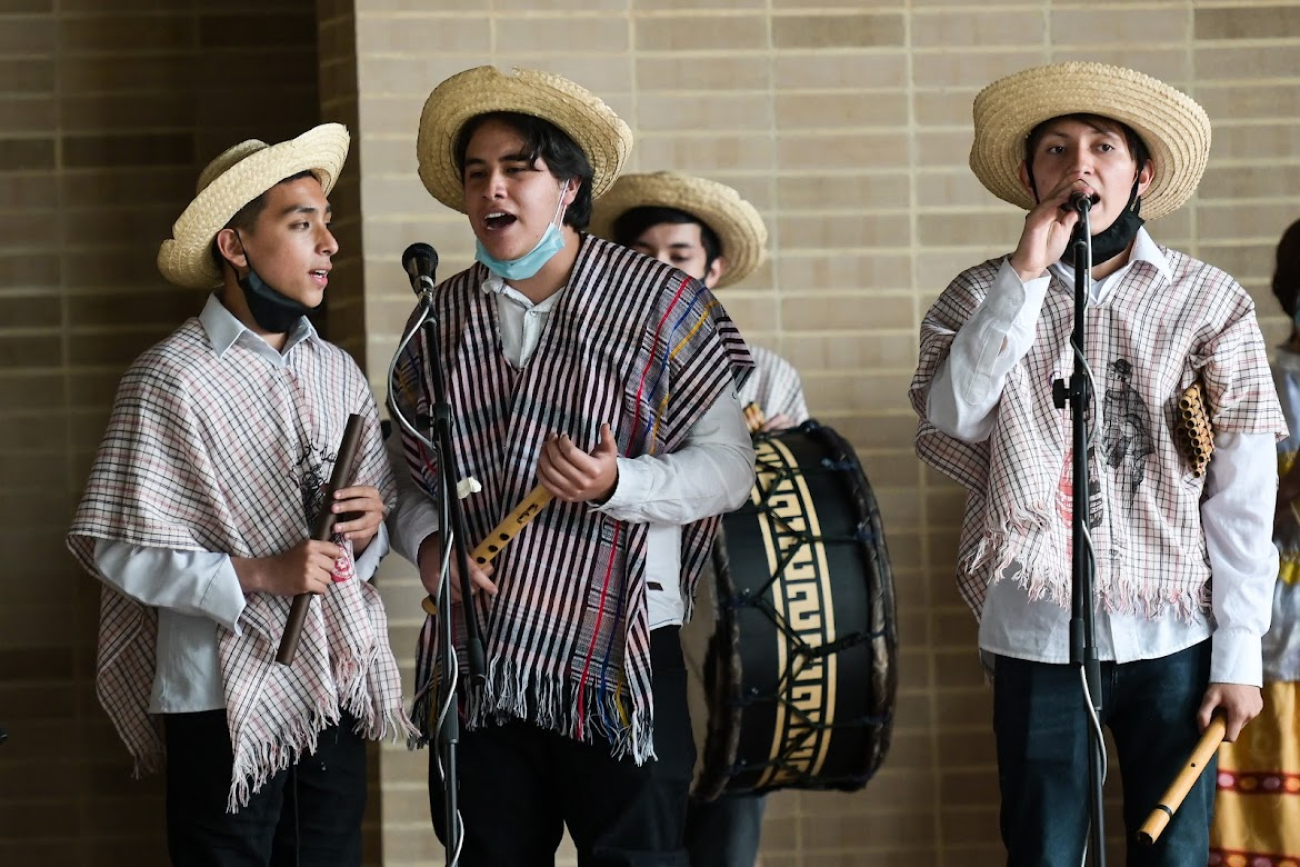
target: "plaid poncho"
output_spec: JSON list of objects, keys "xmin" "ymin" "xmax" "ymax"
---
[
  {"xmin": 393, "ymin": 236, "xmax": 752, "ymax": 763},
  {"xmin": 911, "ymin": 249, "xmax": 1286, "ymax": 620},
  {"xmin": 68, "ymin": 315, "xmax": 410, "ymax": 810}
]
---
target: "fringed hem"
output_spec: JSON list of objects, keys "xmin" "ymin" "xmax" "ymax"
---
[
  {"xmin": 464, "ymin": 657, "xmax": 656, "ymax": 766},
  {"xmin": 227, "ymin": 698, "xmax": 336, "ymax": 813},
  {"xmin": 970, "ymin": 503, "xmax": 1210, "ymax": 622}
]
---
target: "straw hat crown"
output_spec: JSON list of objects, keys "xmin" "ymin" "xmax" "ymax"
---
[
  {"xmin": 590, "ymin": 172, "xmax": 768, "ymax": 288},
  {"xmin": 969, "ymin": 62, "xmax": 1211, "ymax": 220},
  {"xmin": 416, "ymin": 66, "xmax": 633, "ymax": 213},
  {"xmin": 157, "ymin": 123, "xmax": 350, "ymax": 289}
]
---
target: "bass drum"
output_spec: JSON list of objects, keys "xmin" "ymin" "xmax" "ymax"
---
[{"xmin": 682, "ymin": 421, "xmax": 898, "ymax": 799}]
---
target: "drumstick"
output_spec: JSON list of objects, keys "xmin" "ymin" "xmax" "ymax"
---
[
  {"xmin": 421, "ymin": 484, "xmax": 554, "ymax": 616},
  {"xmin": 277, "ymin": 413, "xmax": 365, "ymax": 665},
  {"xmin": 1136, "ymin": 715, "xmax": 1227, "ymax": 845}
]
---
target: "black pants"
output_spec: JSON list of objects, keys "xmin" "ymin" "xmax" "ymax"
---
[
  {"xmin": 993, "ymin": 641, "xmax": 1215, "ymax": 867},
  {"xmin": 430, "ymin": 627, "xmax": 695, "ymax": 866},
  {"xmin": 164, "ymin": 710, "xmax": 368, "ymax": 867}
]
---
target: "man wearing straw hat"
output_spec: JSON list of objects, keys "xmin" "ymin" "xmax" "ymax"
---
[
  {"xmin": 388, "ymin": 68, "xmax": 756, "ymax": 865},
  {"xmin": 591, "ymin": 170, "xmax": 809, "ymax": 867},
  {"xmin": 67, "ymin": 124, "xmax": 409, "ymax": 866},
  {"xmin": 909, "ymin": 62, "xmax": 1287, "ymax": 864}
]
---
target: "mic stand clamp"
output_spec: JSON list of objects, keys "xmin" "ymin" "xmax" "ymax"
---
[{"xmin": 1050, "ymin": 194, "xmax": 1107, "ymax": 867}]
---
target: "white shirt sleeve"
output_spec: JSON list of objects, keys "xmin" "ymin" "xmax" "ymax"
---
[
  {"xmin": 926, "ymin": 259, "xmax": 1051, "ymax": 443},
  {"xmin": 94, "ymin": 523, "xmax": 392, "ymax": 636},
  {"xmin": 597, "ymin": 390, "xmax": 756, "ymax": 525},
  {"xmin": 93, "ymin": 540, "xmax": 246, "ymax": 634},
  {"xmin": 385, "ymin": 430, "xmax": 440, "ymax": 565},
  {"xmin": 1201, "ymin": 430, "xmax": 1280, "ymax": 686}
]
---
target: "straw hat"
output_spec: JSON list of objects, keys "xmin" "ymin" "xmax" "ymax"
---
[
  {"xmin": 969, "ymin": 62, "xmax": 1211, "ymax": 221},
  {"xmin": 589, "ymin": 172, "xmax": 768, "ymax": 288},
  {"xmin": 157, "ymin": 123, "xmax": 350, "ymax": 289},
  {"xmin": 416, "ymin": 66, "xmax": 633, "ymax": 213}
]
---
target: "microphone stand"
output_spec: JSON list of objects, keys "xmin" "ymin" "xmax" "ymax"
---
[
  {"xmin": 1051, "ymin": 195, "xmax": 1106, "ymax": 867},
  {"xmin": 388, "ymin": 273, "xmax": 487, "ymax": 867}
]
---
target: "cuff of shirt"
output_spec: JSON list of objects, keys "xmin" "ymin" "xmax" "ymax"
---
[
  {"xmin": 201, "ymin": 556, "xmax": 246, "ymax": 636},
  {"xmin": 594, "ymin": 456, "xmax": 646, "ymax": 519},
  {"xmin": 1210, "ymin": 627, "xmax": 1263, "ymax": 687},
  {"xmin": 353, "ymin": 523, "xmax": 389, "ymax": 582}
]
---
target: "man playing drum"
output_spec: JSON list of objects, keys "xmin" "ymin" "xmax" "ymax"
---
[
  {"xmin": 909, "ymin": 62, "xmax": 1286, "ymax": 865},
  {"xmin": 592, "ymin": 171, "xmax": 810, "ymax": 867},
  {"xmin": 387, "ymin": 67, "xmax": 756, "ymax": 866}
]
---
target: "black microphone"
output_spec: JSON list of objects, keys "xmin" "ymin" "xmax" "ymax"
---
[
  {"xmin": 1069, "ymin": 191, "xmax": 1100, "ymax": 213},
  {"xmin": 402, "ymin": 242, "xmax": 439, "ymax": 295}
]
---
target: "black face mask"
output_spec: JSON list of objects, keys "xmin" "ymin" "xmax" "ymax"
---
[
  {"xmin": 1086, "ymin": 178, "xmax": 1145, "ymax": 265},
  {"xmin": 234, "ymin": 232, "xmax": 318, "ymax": 334}
]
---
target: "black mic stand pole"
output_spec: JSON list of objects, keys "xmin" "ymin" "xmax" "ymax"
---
[
  {"xmin": 389, "ymin": 267, "xmax": 487, "ymax": 867},
  {"xmin": 1051, "ymin": 195, "xmax": 1106, "ymax": 867}
]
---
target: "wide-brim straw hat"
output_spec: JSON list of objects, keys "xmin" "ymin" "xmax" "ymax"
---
[
  {"xmin": 157, "ymin": 123, "xmax": 350, "ymax": 289},
  {"xmin": 969, "ymin": 62, "xmax": 1211, "ymax": 221},
  {"xmin": 417, "ymin": 66, "xmax": 633, "ymax": 214},
  {"xmin": 589, "ymin": 172, "xmax": 768, "ymax": 288}
]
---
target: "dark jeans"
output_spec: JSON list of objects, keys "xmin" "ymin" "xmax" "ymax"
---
[
  {"xmin": 430, "ymin": 627, "xmax": 695, "ymax": 866},
  {"xmin": 684, "ymin": 792, "xmax": 767, "ymax": 867},
  {"xmin": 993, "ymin": 641, "xmax": 1215, "ymax": 867},
  {"xmin": 165, "ymin": 710, "xmax": 368, "ymax": 867}
]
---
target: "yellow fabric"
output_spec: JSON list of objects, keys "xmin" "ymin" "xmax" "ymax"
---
[{"xmin": 1210, "ymin": 681, "xmax": 1300, "ymax": 865}]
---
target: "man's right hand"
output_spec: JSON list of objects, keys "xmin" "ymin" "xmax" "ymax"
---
[
  {"xmin": 417, "ymin": 533, "xmax": 496, "ymax": 604},
  {"xmin": 232, "ymin": 539, "xmax": 342, "ymax": 597},
  {"xmin": 1008, "ymin": 176, "xmax": 1088, "ymax": 282}
]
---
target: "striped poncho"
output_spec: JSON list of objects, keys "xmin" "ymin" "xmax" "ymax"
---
[
  {"xmin": 67, "ymin": 316, "xmax": 410, "ymax": 809},
  {"xmin": 393, "ymin": 236, "xmax": 752, "ymax": 763}
]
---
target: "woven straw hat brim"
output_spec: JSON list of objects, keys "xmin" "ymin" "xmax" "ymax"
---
[
  {"xmin": 417, "ymin": 66, "xmax": 633, "ymax": 214},
  {"xmin": 157, "ymin": 123, "xmax": 350, "ymax": 290},
  {"xmin": 589, "ymin": 172, "xmax": 768, "ymax": 288},
  {"xmin": 969, "ymin": 62, "xmax": 1211, "ymax": 221}
]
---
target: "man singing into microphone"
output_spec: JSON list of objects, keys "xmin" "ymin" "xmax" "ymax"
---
[
  {"xmin": 909, "ymin": 63, "xmax": 1286, "ymax": 865},
  {"xmin": 67, "ymin": 125, "xmax": 410, "ymax": 865},
  {"xmin": 387, "ymin": 67, "xmax": 755, "ymax": 865}
]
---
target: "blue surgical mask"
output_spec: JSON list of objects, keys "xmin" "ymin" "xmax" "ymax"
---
[{"xmin": 475, "ymin": 181, "xmax": 570, "ymax": 281}]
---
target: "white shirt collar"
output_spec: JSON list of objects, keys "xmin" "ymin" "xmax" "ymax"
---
[
  {"xmin": 1050, "ymin": 226, "xmax": 1173, "ymax": 287},
  {"xmin": 198, "ymin": 293, "xmax": 318, "ymax": 360}
]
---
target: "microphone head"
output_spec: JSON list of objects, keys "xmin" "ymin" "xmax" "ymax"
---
[
  {"xmin": 1067, "ymin": 191, "xmax": 1101, "ymax": 212},
  {"xmin": 402, "ymin": 242, "xmax": 438, "ymax": 274}
]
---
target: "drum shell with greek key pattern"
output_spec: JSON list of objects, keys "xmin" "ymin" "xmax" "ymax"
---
[{"xmin": 685, "ymin": 421, "xmax": 898, "ymax": 799}]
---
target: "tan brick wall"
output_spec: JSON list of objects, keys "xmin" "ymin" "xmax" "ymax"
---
[{"xmin": 349, "ymin": 2, "xmax": 1300, "ymax": 866}]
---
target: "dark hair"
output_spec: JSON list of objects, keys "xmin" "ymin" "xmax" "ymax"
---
[
  {"xmin": 1024, "ymin": 113, "xmax": 1152, "ymax": 177},
  {"xmin": 611, "ymin": 205, "xmax": 722, "ymax": 270},
  {"xmin": 208, "ymin": 169, "xmax": 317, "ymax": 275},
  {"xmin": 1273, "ymin": 217, "xmax": 1300, "ymax": 318},
  {"xmin": 453, "ymin": 111, "xmax": 594, "ymax": 231}
]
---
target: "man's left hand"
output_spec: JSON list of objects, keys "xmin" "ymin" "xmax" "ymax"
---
[
  {"xmin": 331, "ymin": 485, "xmax": 387, "ymax": 554},
  {"xmin": 538, "ymin": 423, "xmax": 619, "ymax": 504},
  {"xmin": 1197, "ymin": 682, "xmax": 1263, "ymax": 742}
]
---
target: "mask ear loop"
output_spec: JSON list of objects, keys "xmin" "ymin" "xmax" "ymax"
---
[{"xmin": 551, "ymin": 180, "xmax": 570, "ymax": 228}]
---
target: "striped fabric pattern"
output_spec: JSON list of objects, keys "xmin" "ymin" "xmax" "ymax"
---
[
  {"xmin": 67, "ymin": 319, "xmax": 410, "ymax": 810},
  {"xmin": 739, "ymin": 344, "xmax": 809, "ymax": 425},
  {"xmin": 394, "ymin": 235, "xmax": 752, "ymax": 763},
  {"xmin": 910, "ymin": 248, "xmax": 1286, "ymax": 620}
]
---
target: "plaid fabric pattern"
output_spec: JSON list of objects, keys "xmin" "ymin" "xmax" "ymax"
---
[
  {"xmin": 739, "ymin": 345, "xmax": 809, "ymax": 425},
  {"xmin": 911, "ymin": 249, "xmax": 1286, "ymax": 620},
  {"xmin": 68, "ymin": 318, "xmax": 411, "ymax": 810},
  {"xmin": 394, "ymin": 235, "xmax": 752, "ymax": 763}
]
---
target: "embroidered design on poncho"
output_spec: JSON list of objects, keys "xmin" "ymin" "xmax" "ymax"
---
[
  {"xmin": 393, "ymin": 236, "xmax": 753, "ymax": 764},
  {"xmin": 910, "ymin": 250, "xmax": 1286, "ymax": 621},
  {"xmin": 67, "ymin": 318, "xmax": 413, "ymax": 810}
]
